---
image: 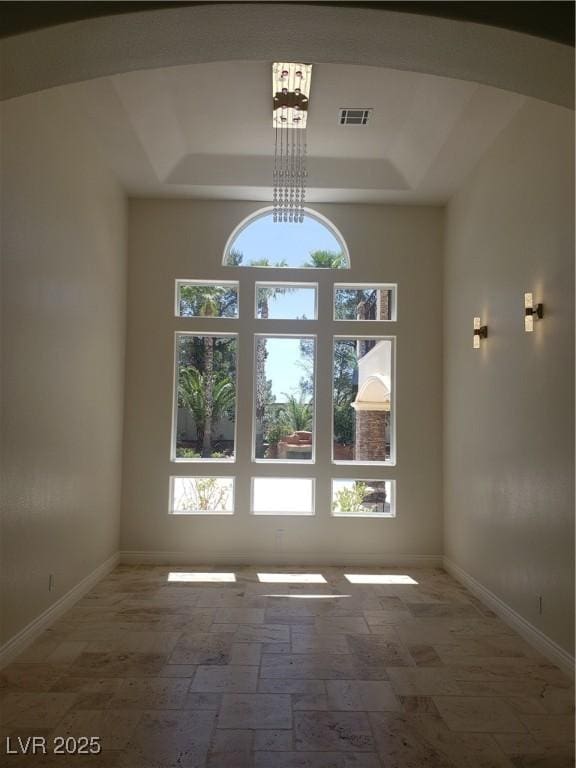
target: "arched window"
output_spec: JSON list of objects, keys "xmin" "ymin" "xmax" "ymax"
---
[
  {"xmin": 223, "ymin": 208, "xmax": 350, "ymax": 269},
  {"xmin": 171, "ymin": 207, "xmax": 397, "ymax": 519}
]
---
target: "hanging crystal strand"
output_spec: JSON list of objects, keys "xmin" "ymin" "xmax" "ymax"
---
[
  {"xmin": 300, "ymin": 128, "xmax": 307, "ymax": 223},
  {"xmin": 273, "ymin": 120, "xmax": 278, "ymax": 222},
  {"xmin": 278, "ymin": 115, "xmax": 284, "ymax": 221},
  {"xmin": 283, "ymin": 120, "xmax": 289, "ymax": 222},
  {"xmin": 288, "ymin": 125, "xmax": 296, "ymax": 222},
  {"xmin": 295, "ymin": 125, "xmax": 302, "ymax": 221}
]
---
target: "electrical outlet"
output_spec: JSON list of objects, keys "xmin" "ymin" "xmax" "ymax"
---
[{"xmin": 48, "ymin": 573, "xmax": 55, "ymax": 592}]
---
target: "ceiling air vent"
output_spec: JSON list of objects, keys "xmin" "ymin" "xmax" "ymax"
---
[{"xmin": 338, "ymin": 108, "xmax": 372, "ymax": 126}]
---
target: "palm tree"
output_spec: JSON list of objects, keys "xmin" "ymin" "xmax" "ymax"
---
[
  {"xmin": 178, "ymin": 369, "xmax": 235, "ymax": 454},
  {"xmin": 279, "ymin": 394, "xmax": 313, "ymax": 432},
  {"xmin": 304, "ymin": 249, "xmax": 345, "ymax": 269}
]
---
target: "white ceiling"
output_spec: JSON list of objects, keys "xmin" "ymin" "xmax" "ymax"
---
[{"xmin": 63, "ymin": 61, "xmax": 526, "ymax": 204}]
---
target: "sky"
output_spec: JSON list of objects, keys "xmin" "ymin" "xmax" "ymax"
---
[{"xmin": 265, "ymin": 337, "xmax": 311, "ymax": 401}]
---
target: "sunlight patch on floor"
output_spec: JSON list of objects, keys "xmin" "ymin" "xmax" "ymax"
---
[
  {"xmin": 257, "ymin": 573, "xmax": 327, "ymax": 584},
  {"xmin": 263, "ymin": 593, "xmax": 350, "ymax": 599},
  {"xmin": 167, "ymin": 572, "xmax": 237, "ymax": 582},
  {"xmin": 345, "ymin": 574, "xmax": 418, "ymax": 584}
]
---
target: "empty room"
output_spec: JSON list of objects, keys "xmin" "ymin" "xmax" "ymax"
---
[{"xmin": 1, "ymin": 2, "xmax": 574, "ymax": 766}]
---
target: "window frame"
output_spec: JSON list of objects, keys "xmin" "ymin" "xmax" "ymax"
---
[
  {"xmin": 222, "ymin": 206, "xmax": 351, "ymax": 270},
  {"xmin": 169, "ymin": 475, "xmax": 236, "ymax": 515},
  {"xmin": 250, "ymin": 477, "xmax": 316, "ymax": 516},
  {"xmin": 171, "ymin": 331, "xmax": 239, "ymax": 463},
  {"xmin": 333, "ymin": 282, "xmax": 398, "ymax": 322},
  {"xmin": 331, "ymin": 334, "xmax": 397, "ymax": 467},
  {"xmin": 331, "ymin": 478, "xmax": 396, "ymax": 518},
  {"xmin": 175, "ymin": 279, "xmax": 240, "ymax": 319},
  {"xmin": 254, "ymin": 281, "xmax": 318, "ymax": 320},
  {"xmin": 252, "ymin": 332, "xmax": 318, "ymax": 465}
]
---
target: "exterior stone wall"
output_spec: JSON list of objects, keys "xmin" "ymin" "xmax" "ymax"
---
[{"xmin": 355, "ymin": 410, "xmax": 388, "ymax": 461}]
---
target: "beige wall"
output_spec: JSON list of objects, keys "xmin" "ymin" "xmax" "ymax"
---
[
  {"xmin": 0, "ymin": 89, "xmax": 126, "ymax": 645},
  {"xmin": 444, "ymin": 100, "xmax": 575, "ymax": 653},
  {"xmin": 122, "ymin": 201, "xmax": 444, "ymax": 563}
]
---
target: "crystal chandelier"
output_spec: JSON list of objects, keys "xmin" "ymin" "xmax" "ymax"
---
[{"xmin": 272, "ymin": 62, "xmax": 312, "ymax": 223}]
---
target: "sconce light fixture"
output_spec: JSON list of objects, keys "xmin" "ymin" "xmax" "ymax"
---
[
  {"xmin": 524, "ymin": 293, "xmax": 543, "ymax": 332},
  {"xmin": 473, "ymin": 316, "xmax": 488, "ymax": 349}
]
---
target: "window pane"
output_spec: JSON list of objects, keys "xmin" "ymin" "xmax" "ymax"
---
[
  {"xmin": 256, "ymin": 283, "xmax": 317, "ymax": 319},
  {"xmin": 332, "ymin": 337, "xmax": 393, "ymax": 463},
  {"xmin": 176, "ymin": 281, "xmax": 239, "ymax": 318},
  {"xmin": 175, "ymin": 334, "xmax": 237, "ymax": 460},
  {"xmin": 332, "ymin": 479, "xmax": 394, "ymax": 517},
  {"xmin": 252, "ymin": 478, "xmax": 314, "ymax": 515},
  {"xmin": 334, "ymin": 285, "xmax": 396, "ymax": 321},
  {"xmin": 254, "ymin": 336, "xmax": 315, "ymax": 461},
  {"xmin": 224, "ymin": 211, "xmax": 348, "ymax": 269},
  {"xmin": 171, "ymin": 477, "xmax": 234, "ymax": 514}
]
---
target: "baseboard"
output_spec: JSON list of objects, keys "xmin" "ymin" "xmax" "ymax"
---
[
  {"xmin": 443, "ymin": 556, "xmax": 574, "ymax": 677},
  {"xmin": 120, "ymin": 550, "xmax": 443, "ymax": 568},
  {"xmin": 0, "ymin": 552, "xmax": 119, "ymax": 670}
]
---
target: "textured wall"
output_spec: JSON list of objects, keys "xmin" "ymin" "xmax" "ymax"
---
[
  {"xmin": 444, "ymin": 99, "xmax": 575, "ymax": 653},
  {"xmin": 1, "ymin": 88, "xmax": 126, "ymax": 645},
  {"xmin": 121, "ymin": 200, "xmax": 444, "ymax": 563}
]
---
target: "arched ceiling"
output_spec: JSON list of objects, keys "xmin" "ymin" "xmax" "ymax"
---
[{"xmin": 1, "ymin": 4, "xmax": 573, "ymax": 106}]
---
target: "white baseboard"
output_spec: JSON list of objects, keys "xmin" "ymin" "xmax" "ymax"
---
[
  {"xmin": 443, "ymin": 556, "xmax": 574, "ymax": 677},
  {"xmin": 0, "ymin": 552, "xmax": 119, "ymax": 670},
  {"xmin": 120, "ymin": 550, "xmax": 443, "ymax": 568}
]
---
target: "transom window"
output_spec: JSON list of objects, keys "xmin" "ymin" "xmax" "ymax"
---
[
  {"xmin": 223, "ymin": 209, "xmax": 350, "ymax": 269},
  {"xmin": 171, "ymin": 208, "xmax": 396, "ymax": 517}
]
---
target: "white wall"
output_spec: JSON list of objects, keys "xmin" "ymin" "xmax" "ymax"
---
[
  {"xmin": 1, "ymin": 88, "xmax": 126, "ymax": 646},
  {"xmin": 444, "ymin": 99, "xmax": 574, "ymax": 654},
  {"xmin": 122, "ymin": 200, "xmax": 444, "ymax": 564}
]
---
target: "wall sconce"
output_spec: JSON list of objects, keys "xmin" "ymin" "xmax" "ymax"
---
[
  {"xmin": 473, "ymin": 317, "xmax": 488, "ymax": 349},
  {"xmin": 524, "ymin": 292, "xmax": 543, "ymax": 332}
]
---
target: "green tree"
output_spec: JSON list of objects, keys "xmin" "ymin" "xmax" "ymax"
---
[
  {"xmin": 179, "ymin": 284, "xmax": 238, "ymax": 318},
  {"xmin": 279, "ymin": 393, "xmax": 313, "ymax": 432},
  {"xmin": 178, "ymin": 369, "xmax": 235, "ymax": 455},
  {"xmin": 304, "ymin": 249, "xmax": 345, "ymax": 269}
]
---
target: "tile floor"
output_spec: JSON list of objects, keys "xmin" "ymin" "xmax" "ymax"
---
[{"xmin": 0, "ymin": 565, "xmax": 573, "ymax": 767}]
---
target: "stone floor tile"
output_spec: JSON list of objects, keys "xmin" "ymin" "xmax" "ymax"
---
[
  {"xmin": 169, "ymin": 633, "xmax": 234, "ymax": 665},
  {"xmin": 50, "ymin": 709, "xmax": 142, "ymax": 750},
  {"xmin": 211, "ymin": 728, "xmax": 253, "ymax": 752},
  {"xmin": 234, "ymin": 625, "xmax": 290, "ymax": 643},
  {"xmin": 369, "ymin": 711, "xmax": 455, "ymax": 768},
  {"xmin": 124, "ymin": 709, "xmax": 215, "ymax": 767},
  {"xmin": 294, "ymin": 711, "xmax": 374, "ymax": 751},
  {"xmin": 109, "ymin": 678, "xmax": 190, "ymax": 709},
  {"xmin": 258, "ymin": 679, "xmax": 325, "ymax": 695},
  {"xmin": 191, "ymin": 665, "xmax": 258, "ymax": 692},
  {"xmin": 254, "ymin": 729, "xmax": 293, "ymax": 751},
  {"xmin": 433, "ymin": 696, "xmax": 526, "ymax": 733},
  {"xmin": 326, "ymin": 680, "xmax": 401, "ymax": 711},
  {"xmin": 291, "ymin": 634, "xmax": 350, "ymax": 655},
  {"xmin": 314, "ymin": 617, "xmax": 370, "ymax": 635},
  {"xmin": 255, "ymin": 753, "xmax": 380, "ymax": 768},
  {"xmin": 260, "ymin": 654, "xmax": 358, "ymax": 680},
  {"xmin": 0, "ymin": 692, "xmax": 77, "ymax": 728},
  {"xmin": 218, "ymin": 693, "xmax": 292, "ymax": 729},
  {"xmin": 229, "ymin": 643, "xmax": 262, "ymax": 665},
  {"xmin": 407, "ymin": 644, "xmax": 444, "ymax": 667}
]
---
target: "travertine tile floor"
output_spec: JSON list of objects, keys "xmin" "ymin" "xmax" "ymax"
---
[{"xmin": 0, "ymin": 565, "xmax": 573, "ymax": 767}]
